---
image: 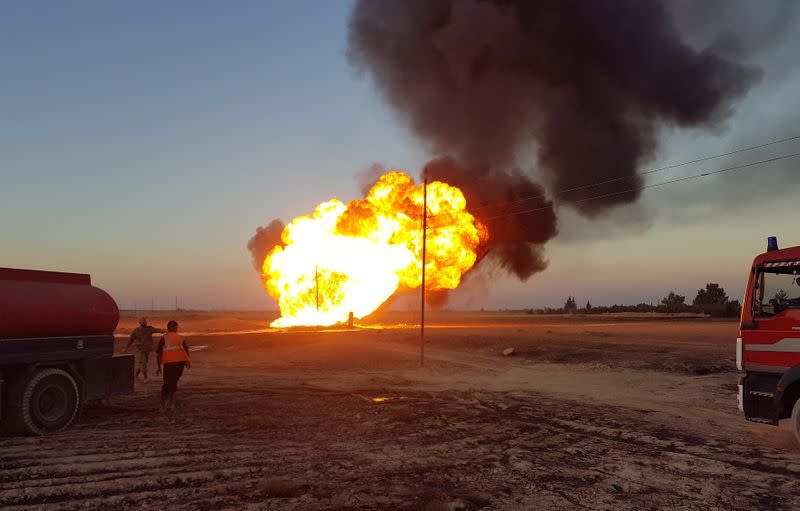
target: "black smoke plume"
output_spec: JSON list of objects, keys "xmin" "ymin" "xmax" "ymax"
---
[
  {"xmin": 349, "ymin": 0, "xmax": 758, "ymax": 278},
  {"xmin": 425, "ymin": 157, "xmax": 556, "ymax": 279},
  {"xmin": 247, "ymin": 220, "xmax": 285, "ymax": 272}
]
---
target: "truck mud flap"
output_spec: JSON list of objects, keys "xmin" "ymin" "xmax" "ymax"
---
[
  {"xmin": 743, "ymin": 372, "xmax": 780, "ymax": 425},
  {"xmin": 80, "ymin": 355, "xmax": 134, "ymax": 402}
]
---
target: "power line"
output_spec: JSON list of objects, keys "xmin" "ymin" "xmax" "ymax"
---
[
  {"xmin": 485, "ymin": 151, "xmax": 800, "ymax": 221},
  {"xmin": 429, "ymin": 151, "xmax": 800, "ymax": 228},
  {"xmin": 428, "ymin": 133, "xmax": 800, "ymax": 219}
]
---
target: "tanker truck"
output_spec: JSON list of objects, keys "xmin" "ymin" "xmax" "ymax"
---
[{"xmin": 0, "ymin": 267, "xmax": 133, "ymax": 435}]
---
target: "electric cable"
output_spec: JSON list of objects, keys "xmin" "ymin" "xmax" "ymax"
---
[
  {"xmin": 425, "ymin": 151, "xmax": 800, "ymax": 229},
  {"xmin": 426, "ymin": 133, "xmax": 800, "ymax": 220}
]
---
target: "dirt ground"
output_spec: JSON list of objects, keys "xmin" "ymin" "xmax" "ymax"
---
[{"xmin": 3, "ymin": 312, "xmax": 800, "ymax": 510}]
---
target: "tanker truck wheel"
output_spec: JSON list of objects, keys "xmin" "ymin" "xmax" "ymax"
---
[{"xmin": 18, "ymin": 368, "xmax": 80, "ymax": 435}]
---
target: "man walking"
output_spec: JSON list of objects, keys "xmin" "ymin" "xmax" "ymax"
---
[
  {"xmin": 157, "ymin": 320, "xmax": 191, "ymax": 410},
  {"xmin": 125, "ymin": 318, "xmax": 164, "ymax": 382}
]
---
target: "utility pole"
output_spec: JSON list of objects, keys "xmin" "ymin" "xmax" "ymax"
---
[
  {"xmin": 420, "ymin": 171, "xmax": 427, "ymax": 367},
  {"xmin": 315, "ymin": 265, "xmax": 320, "ymax": 312},
  {"xmin": 175, "ymin": 295, "xmax": 178, "ymax": 311}
]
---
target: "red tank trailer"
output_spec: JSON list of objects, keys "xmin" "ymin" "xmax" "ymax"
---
[
  {"xmin": 0, "ymin": 268, "xmax": 119, "ymax": 338},
  {"xmin": 0, "ymin": 268, "xmax": 134, "ymax": 435}
]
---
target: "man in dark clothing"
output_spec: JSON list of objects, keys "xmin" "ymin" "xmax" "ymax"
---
[
  {"xmin": 125, "ymin": 318, "xmax": 164, "ymax": 382},
  {"xmin": 157, "ymin": 320, "xmax": 191, "ymax": 410}
]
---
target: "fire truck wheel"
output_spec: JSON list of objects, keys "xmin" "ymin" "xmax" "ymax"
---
[
  {"xmin": 792, "ymin": 398, "xmax": 800, "ymax": 446},
  {"xmin": 18, "ymin": 368, "xmax": 80, "ymax": 435}
]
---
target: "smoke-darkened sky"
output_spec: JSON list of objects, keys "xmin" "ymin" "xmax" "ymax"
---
[
  {"xmin": 348, "ymin": 0, "xmax": 761, "ymax": 286},
  {"xmin": 2, "ymin": 1, "xmax": 799, "ymax": 310}
]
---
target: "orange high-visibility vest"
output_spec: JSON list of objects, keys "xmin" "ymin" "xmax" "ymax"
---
[{"xmin": 161, "ymin": 332, "xmax": 189, "ymax": 364}]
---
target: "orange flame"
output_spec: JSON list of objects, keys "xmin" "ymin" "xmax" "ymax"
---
[{"xmin": 261, "ymin": 171, "xmax": 486, "ymax": 327}]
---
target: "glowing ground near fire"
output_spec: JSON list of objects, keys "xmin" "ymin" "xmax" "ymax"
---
[{"xmin": 260, "ymin": 171, "xmax": 486, "ymax": 328}]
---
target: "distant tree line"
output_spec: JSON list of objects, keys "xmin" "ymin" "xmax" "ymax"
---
[{"xmin": 530, "ymin": 283, "xmax": 741, "ymax": 318}]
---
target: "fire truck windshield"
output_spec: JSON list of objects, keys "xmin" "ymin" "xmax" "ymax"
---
[{"xmin": 754, "ymin": 264, "xmax": 800, "ymax": 317}]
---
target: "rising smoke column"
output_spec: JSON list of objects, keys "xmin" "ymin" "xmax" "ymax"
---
[
  {"xmin": 348, "ymin": 0, "xmax": 759, "ymax": 278},
  {"xmin": 424, "ymin": 157, "xmax": 556, "ymax": 279},
  {"xmin": 247, "ymin": 219, "xmax": 285, "ymax": 272}
]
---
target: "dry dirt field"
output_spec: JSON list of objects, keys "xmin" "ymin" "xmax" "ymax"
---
[{"xmin": 3, "ymin": 312, "xmax": 800, "ymax": 510}]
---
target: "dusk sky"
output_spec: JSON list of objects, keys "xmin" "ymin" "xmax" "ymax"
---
[{"xmin": 2, "ymin": 1, "xmax": 799, "ymax": 311}]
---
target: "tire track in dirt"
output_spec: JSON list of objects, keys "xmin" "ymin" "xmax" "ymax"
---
[
  {"xmin": 453, "ymin": 393, "xmax": 800, "ymax": 509},
  {"xmin": 3, "ymin": 335, "xmax": 800, "ymax": 510}
]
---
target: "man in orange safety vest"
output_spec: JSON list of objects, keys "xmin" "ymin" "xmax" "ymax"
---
[{"xmin": 156, "ymin": 320, "xmax": 191, "ymax": 410}]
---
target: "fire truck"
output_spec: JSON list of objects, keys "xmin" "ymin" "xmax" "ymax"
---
[
  {"xmin": 738, "ymin": 237, "xmax": 800, "ymax": 443},
  {"xmin": 0, "ymin": 268, "xmax": 133, "ymax": 435}
]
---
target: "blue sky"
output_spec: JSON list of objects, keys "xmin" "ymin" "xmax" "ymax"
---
[{"xmin": 2, "ymin": 1, "xmax": 799, "ymax": 310}]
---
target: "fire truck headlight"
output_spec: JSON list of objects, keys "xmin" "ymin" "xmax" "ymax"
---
[{"xmin": 736, "ymin": 337, "xmax": 743, "ymax": 371}]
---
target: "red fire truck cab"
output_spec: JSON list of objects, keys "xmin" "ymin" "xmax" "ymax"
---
[{"xmin": 738, "ymin": 237, "xmax": 800, "ymax": 442}]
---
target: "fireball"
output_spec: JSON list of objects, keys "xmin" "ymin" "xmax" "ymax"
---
[{"xmin": 261, "ymin": 171, "xmax": 485, "ymax": 327}]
